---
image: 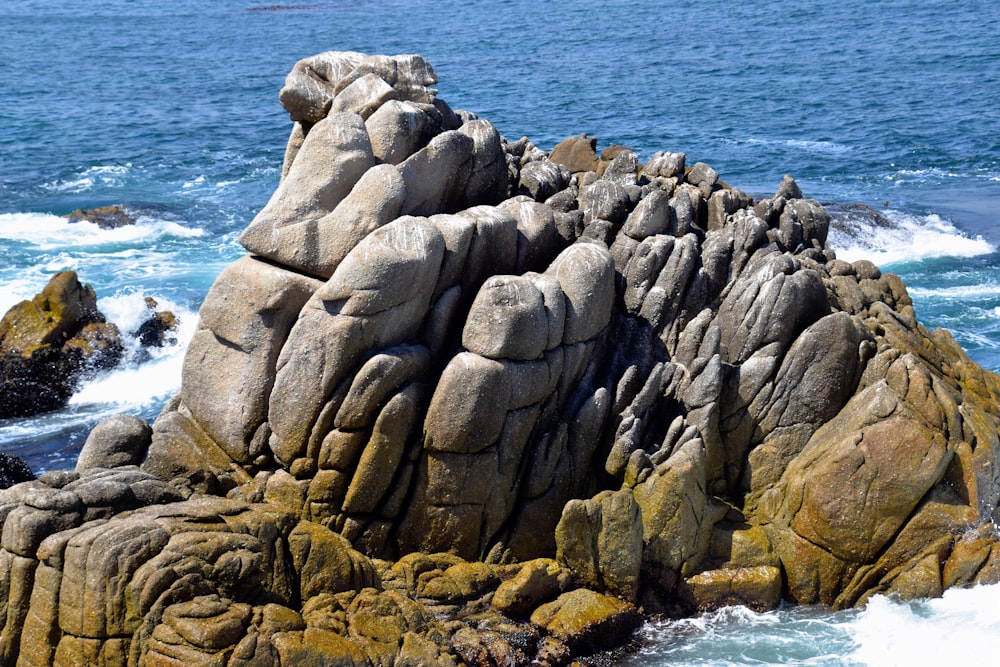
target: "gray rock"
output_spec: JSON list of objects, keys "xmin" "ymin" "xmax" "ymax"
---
[
  {"xmin": 267, "ymin": 218, "xmax": 445, "ymax": 467},
  {"xmin": 716, "ymin": 255, "xmax": 829, "ymax": 365},
  {"xmin": 601, "ymin": 150, "xmax": 639, "ymax": 188},
  {"xmin": 687, "ymin": 162, "xmax": 719, "ymax": 197},
  {"xmin": 278, "ymin": 52, "xmax": 438, "ymax": 125},
  {"xmin": 456, "ymin": 119, "xmax": 509, "ymax": 208},
  {"xmin": 280, "ymin": 122, "xmax": 306, "ymax": 181},
  {"xmin": 549, "ymin": 243, "xmax": 615, "ymax": 345},
  {"xmin": 644, "ymin": 151, "xmax": 685, "ymax": 179},
  {"xmin": 330, "ymin": 73, "xmax": 397, "ymax": 119},
  {"xmin": 462, "ymin": 276, "xmax": 549, "ymax": 361},
  {"xmin": 623, "ymin": 188, "xmax": 671, "ymax": 239},
  {"xmin": 239, "ymin": 112, "xmax": 377, "ymax": 276},
  {"xmin": 774, "ymin": 174, "xmax": 803, "ymax": 200},
  {"xmin": 456, "ymin": 206, "xmax": 520, "ymax": 294},
  {"xmin": 334, "ymin": 345, "xmax": 431, "ymax": 431},
  {"xmin": 310, "ymin": 164, "xmax": 408, "ymax": 276},
  {"xmin": 670, "ymin": 183, "xmax": 704, "ymax": 234},
  {"xmin": 634, "ymin": 438, "xmax": 711, "ymax": 574},
  {"xmin": 365, "ymin": 100, "xmax": 431, "ymax": 165},
  {"xmin": 399, "ymin": 130, "xmax": 474, "ymax": 216},
  {"xmin": 500, "ymin": 199, "xmax": 566, "ymax": 273},
  {"xmin": 556, "ymin": 489, "xmax": 643, "ymax": 600},
  {"xmin": 333, "ymin": 53, "xmax": 438, "ymax": 100},
  {"xmin": 707, "ymin": 188, "xmax": 750, "ymax": 232},
  {"xmin": 580, "ymin": 179, "xmax": 630, "ymax": 224},
  {"xmin": 519, "ymin": 158, "xmax": 570, "ymax": 202},
  {"xmin": 622, "ymin": 235, "xmax": 675, "ymax": 313},
  {"xmin": 76, "ymin": 415, "xmax": 152, "ymax": 473},
  {"xmin": 181, "ymin": 257, "xmax": 321, "ymax": 464},
  {"xmin": 780, "ymin": 198, "xmax": 830, "ymax": 248},
  {"xmin": 278, "ymin": 51, "xmax": 368, "ymax": 122}
]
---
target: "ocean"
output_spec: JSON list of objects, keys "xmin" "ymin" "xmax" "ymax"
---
[{"xmin": 1, "ymin": 1, "xmax": 998, "ymax": 664}]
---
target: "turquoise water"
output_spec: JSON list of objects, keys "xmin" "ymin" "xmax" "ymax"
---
[{"xmin": 2, "ymin": 1, "xmax": 999, "ymax": 663}]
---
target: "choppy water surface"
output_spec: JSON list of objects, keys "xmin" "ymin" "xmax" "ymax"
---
[
  {"xmin": 2, "ymin": 1, "xmax": 999, "ymax": 663},
  {"xmin": 625, "ymin": 583, "xmax": 1000, "ymax": 666}
]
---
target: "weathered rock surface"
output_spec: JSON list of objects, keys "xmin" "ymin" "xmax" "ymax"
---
[
  {"xmin": 3, "ymin": 51, "xmax": 1000, "ymax": 665},
  {"xmin": 0, "ymin": 271, "xmax": 123, "ymax": 418}
]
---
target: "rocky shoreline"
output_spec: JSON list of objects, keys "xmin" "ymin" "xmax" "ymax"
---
[{"xmin": 1, "ymin": 51, "xmax": 999, "ymax": 665}]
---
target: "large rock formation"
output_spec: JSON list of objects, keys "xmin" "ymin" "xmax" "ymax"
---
[{"xmin": 2, "ymin": 51, "xmax": 1000, "ymax": 664}]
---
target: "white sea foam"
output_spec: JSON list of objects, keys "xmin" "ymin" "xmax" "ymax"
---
[
  {"xmin": 69, "ymin": 295, "xmax": 197, "ymax": 411},
  {"xmin": 0, "ymin": 211, "xmax": 210, "ymax": 322},
  {"xmin": 41, "ymin": 164, "xmax": 133, "ymax": 192},
  {"xmin": 734, "ymin": 136, "xmax": 853, "ymax": 155},
  {"xmin": 627, "ymin": 582, "xmax": 1000, "ymax": 666},
  {"xmin": 908, "ymin": 283, "xmax": 1000, "ymax": 299},
  {"xmin": 827, "ymin": 209, "xmax": 995, "ymax": 266},
  {"xmin": 782, "ymin": 138, "xmax": 853, "ymax": 154},
  {"xmin": 0, "ymin": 273, "xmax": 48, "ymax": 318},
  {"xmin": 68, "ymin": 348, "xmax": 184, "ymax": 413},
  {"xmin": 887, "ymin": 166, "xmax": 964, "ymax": 182},
  {"xmin": 848, "ymin": 584, "xmax": 1000, "ymax": 666},
  {"xmin": 0, "ymin": 211, "xmax": 204, "ymax": 251}
]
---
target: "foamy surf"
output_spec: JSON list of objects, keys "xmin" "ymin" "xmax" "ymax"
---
[
  {"xmin": 826, "ymin": 206, "xmax": 995, "ymax": 266},
  {"xmin": 70, "ymin": 288, "xmax": 196, "ymax": 405},
  {"xmin": 0, "ymin": 211, "xmax": 204, "ymax": 250},
  {"xmin": 627, "ymin": 582, "xmax": 1000, "ymax": 666},
  {"xmin": 731, "ymin": 136, "xmax": 854, "ymax": 155},
  {"xmin": 0, "ymin": 210, "xmax": 214, "ymax": 316},
  {"xmin": 848, "ymin": 584, "xmax": 1000, "ymax": 666},
  {"xmin": 0, "ymin": 293, "xmax": 196, "ymax": 471},
  {"xmin": 41, "ymin": 163, "xmax": 133, "ymax": 193},
  {"xmin": 907, "ymin": 282, "xmax": 1000, "ymax": 299},
  {"xmin": 68, "ymin": 344, "xmax": 187, "ymax": 413},
  {"xmin": 627, "ymin": 603, "xmax": 858, "ymax": 666}
]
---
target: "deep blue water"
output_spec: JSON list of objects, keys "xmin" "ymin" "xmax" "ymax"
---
[{"xmin": 2, "ymin": 1, "xmax": 999, "ymax": 664}]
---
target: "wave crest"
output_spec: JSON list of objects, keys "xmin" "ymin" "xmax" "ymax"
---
[{"xmin": 826, "ymin": 204, "xmax": 995, "ymax": 265}]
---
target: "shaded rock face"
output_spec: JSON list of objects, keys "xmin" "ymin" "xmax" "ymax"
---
[
  {"xmin": 0, "ymin": 453, "xmax": 35, "ymax": 490},
  {"xmin": 0, "ymin": 271, "xmax": 123, "ymax": 418},
  {"xmin": 3, "ymin": 51, "xmax": 1000, "ymax": 664}
]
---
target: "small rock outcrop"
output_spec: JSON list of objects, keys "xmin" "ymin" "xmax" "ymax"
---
[
  {"xmin": 0, "ymin": 271, "xmax": 123, "ymax": 418},
  {"xmin": 0, "ymin": 453, "xmax": 35, "ymax": 490},
  {"xmin": 2, "ymin": 51, "xmax": 1000, "ymax": 665},
  {"xmin": 131, "ymin": 297, "xmax": 178, "ymax": 349},
  {"xmin": 66, "ymin": 205, "xmax": 138, "ymax": 230}
]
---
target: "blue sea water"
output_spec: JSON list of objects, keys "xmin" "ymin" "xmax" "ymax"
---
[{"xmin": 1, "ymin": 1, "xmax": 999, "ymax": 664}]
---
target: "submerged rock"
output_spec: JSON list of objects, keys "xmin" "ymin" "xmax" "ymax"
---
[
  {"xmin": 66, "ymin": 205, "xmax": 138, "ymax": 229},
  {"xmin": 3, "ymin": 51, "xmax": 1000, "ymax": 664}
]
